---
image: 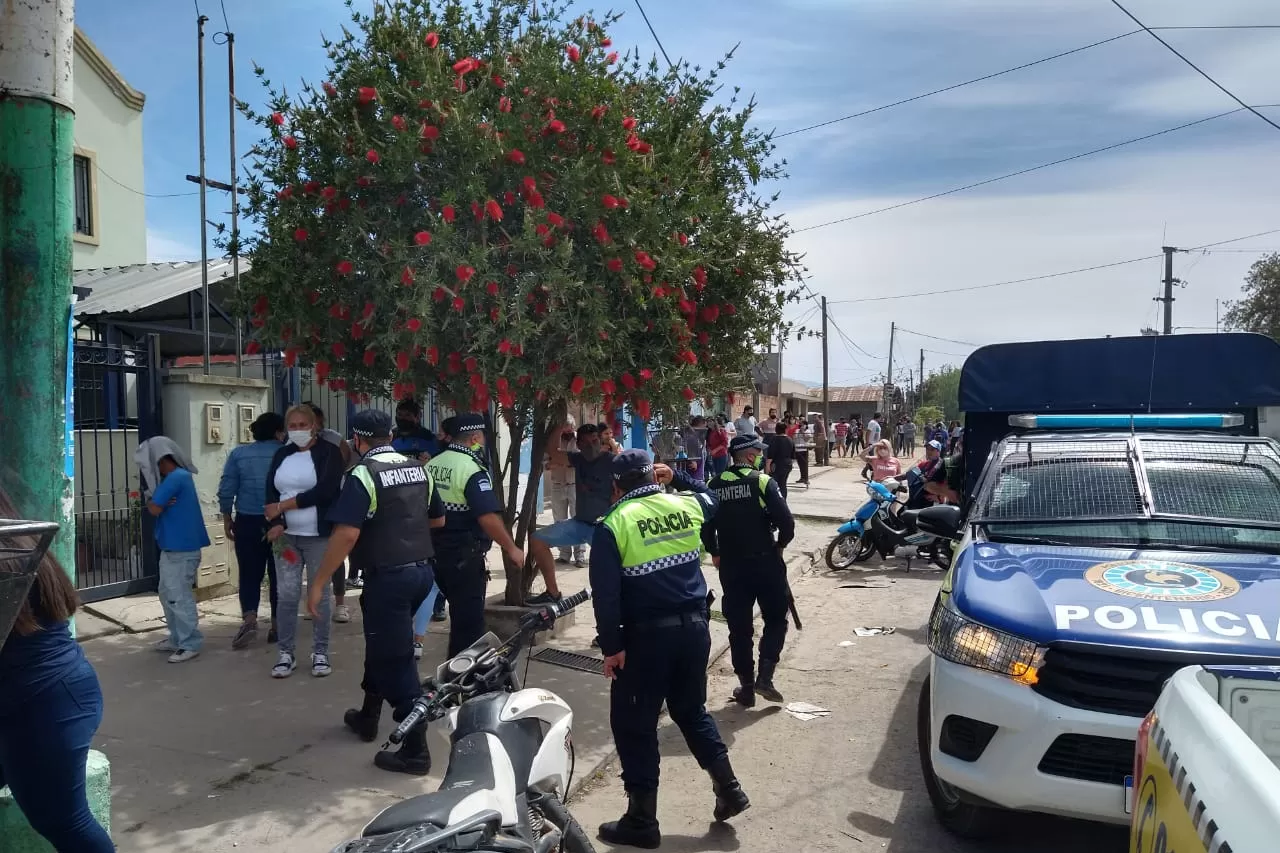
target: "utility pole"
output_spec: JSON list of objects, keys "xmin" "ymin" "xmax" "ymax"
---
[
  {"xmin": 884, "ymin": 321, "xmax": 896, "ymax": 417},
  {"xmin": 919, "ymin": 349, "xmax": 925, "ymax": 408},
  {"xmin": 1158, "ymin": 245, "xmax": 1178, "ymax": 335},
  {"xmin": 197, "ymin": 13, "xmax": 212, "ymax": 373},
  {"xmin": 226, "ymin": 31, "xmax": 244, "ymax": 377},
  {"xmin": 821, "ymin": 296, "xmax": 830, "ymax": 427},
  {"xmin": 0, "ymin": 0, "xmax": 77, "ymax": 578}
]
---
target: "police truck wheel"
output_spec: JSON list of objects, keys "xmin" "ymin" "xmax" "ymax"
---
[{"xmin": 916, "ymin": 675, "xmax": 999, "ymax": 839}]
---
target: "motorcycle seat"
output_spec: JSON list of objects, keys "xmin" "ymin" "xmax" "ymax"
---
[{"xmin": 898, "ymin": 509, "xmax": 921, "ymax": 527}]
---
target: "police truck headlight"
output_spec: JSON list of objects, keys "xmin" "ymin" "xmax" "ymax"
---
[{"xmin": 927, "ymin": 598, "xmax": 1045, "ymax": 686}]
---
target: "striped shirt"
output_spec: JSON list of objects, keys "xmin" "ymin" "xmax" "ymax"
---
[{"xmin": 217, "ymin": 440, "xmax": 283, "ymax": 516}]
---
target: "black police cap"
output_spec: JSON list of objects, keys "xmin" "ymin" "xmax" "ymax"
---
[
  {"xmin": 452, "ymin": 412, "xmax": 487, "ymax": 433},
  {"xmin": 729, "ymin": 435, "xmax": 766, "ymax": 454},
  {"xmin": 612, "ymin": 448, "xmax": 655, "ymax": 480},
  {"xmin": 351, "ymin": 409, "xmax": 393, "ymax": 438}
]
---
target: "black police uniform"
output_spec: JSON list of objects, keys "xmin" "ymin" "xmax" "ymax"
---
[
  {"xmin": 706, "ymin": 435, "xmax": 796, "ymax": 707},
  {"xmin": 590, "ymin": 449, "xmax": 750, "ymax": 847},
  {"xmin": 330, "ymin": 410, "xmax": 443, "ymax": 775}
]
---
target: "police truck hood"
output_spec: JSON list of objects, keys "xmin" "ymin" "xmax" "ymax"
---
[{"xmin": 952, "ymin": 543, "xmax": 1280, "ymax": 655}]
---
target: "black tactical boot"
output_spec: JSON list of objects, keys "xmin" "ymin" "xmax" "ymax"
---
[
  {"xmin": 730, "ymin": 672, "xmax": 756, "ymax": 707},
  {"xmin": 755, "ymin": 659, "xmax": 784, "ymax": 703},
  {"xmin": 709, "ymin": 757, "xmax": 750, "ymax": 822},
  {"xmin": 374, "ymin": 728, "xmax": 431, "ymax": 776},
  {"xmin": 343, "ymin": 692, "xmax": 382, "ymax": 742},
  {"xmin": 598, "ymin": 789, "xmax": 661, "ymax": 849}
]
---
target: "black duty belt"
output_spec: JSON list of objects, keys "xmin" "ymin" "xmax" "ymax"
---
[
  {"xmin": 364, "ymin": 559, "xmax": 432, "ymax": 577},
  {"xmin": 628, "ymin": 611, "xmax": 707, "ymax": 631}
]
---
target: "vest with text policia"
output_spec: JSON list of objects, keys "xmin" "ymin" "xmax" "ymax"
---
[
  {"xmin": 708, "ymin": 466, "xmax": 777, "ymax": 558},
  {"xmin": 426, "ymin": 447, "xmax": 488, "ymax": 549},
  {"xmin": 601, "ymin": 487, "xmax": 709, "ymax": 621},
  {"xmin": 348, "ymin": 449, "xmax": 436, "ymax": 570}
]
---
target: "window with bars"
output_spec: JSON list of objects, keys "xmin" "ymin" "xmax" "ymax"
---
[{"xmin": 74, "ymin": 154, "xmax": 94, "ymax": 237}]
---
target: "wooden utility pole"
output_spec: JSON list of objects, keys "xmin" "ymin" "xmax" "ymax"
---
[
  {"xmin": 821, "ymin": 296, "xmax": 830, "ymax": 426},
  {"xmin": 919, "ymin": 349, "xmax": 925, "ymax": 408},
  {"xmin": 883, "ymin": 322, "xmax": 896, "ymax": 416}
]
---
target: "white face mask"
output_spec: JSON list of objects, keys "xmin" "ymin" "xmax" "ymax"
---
[{"xmin": 288, "ymin": 429, "xmax": 312, "ymax": 448}]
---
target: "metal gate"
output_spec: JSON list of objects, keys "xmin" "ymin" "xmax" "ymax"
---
[{"xmin": 72, "ymin": 337, "xmax": 162, "ymax": 602}]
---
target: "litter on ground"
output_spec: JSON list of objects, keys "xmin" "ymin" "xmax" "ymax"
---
[
  {"xmin": 854, "ymin": 626, "xmax": 896, "ymax": 637},
  {"xmin": 785, "ymin": 701, "xmax": 831, "ymax": 721}
]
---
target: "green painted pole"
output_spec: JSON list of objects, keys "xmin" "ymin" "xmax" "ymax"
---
[{"xmin": 0, "ymin": 0, "xmax": 77, "ymax": 583}]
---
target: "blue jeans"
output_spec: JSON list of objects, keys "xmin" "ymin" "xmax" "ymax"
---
[
  {"xmin": 233, "ymin": 514, "xmax": 277, "ymax": 619},
  {"xmin": 159, "ymin": 549, "xmax": 204, "ymax": 652},
  {"xmin": 710, "ymin": 455, "xmax": 729, "ymax": 477},
  {"xmin": 412, "ymin": 582, "xmax": 442, "ymax": 638},
  {"xmin": 532, "ymin": 518, "xmax": 596, "ymax": 549},
  {"xmin": 0, "ymin": 659, "xmax": 115, "ymax": 852}
]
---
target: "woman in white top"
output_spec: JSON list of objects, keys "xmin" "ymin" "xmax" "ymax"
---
[{"xmin": 264, "ymin": 405, "xmax": 345, "ymax": 679}]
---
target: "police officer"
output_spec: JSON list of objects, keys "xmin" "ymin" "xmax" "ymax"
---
[
  {"xmin": 590, "ymin": 449, "xmax": 750, "ymax": 848},
  {"xmin": 306, "ymin": 410, "xmax": 443, "ymax": 775},
  {"xmin": 706, "ymin": 434, "xmax": 796, "ymax": 708},
  {"xmin": 426, "ymin": 412, "xmax": 524, "ymax": 657}
]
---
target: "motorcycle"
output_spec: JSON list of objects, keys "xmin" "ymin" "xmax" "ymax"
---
[
  {"xmin": 825, "ymin": 479, "xmax": 959, "ymax": 571},
  {"xmin": 332, "ymin": 589, "xmax": 597, "ymax": 853}
]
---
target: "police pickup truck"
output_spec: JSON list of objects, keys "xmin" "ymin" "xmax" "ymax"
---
[{"xmin": 914, "ymin": 332, "xmax": 1280, "ymax": 838}]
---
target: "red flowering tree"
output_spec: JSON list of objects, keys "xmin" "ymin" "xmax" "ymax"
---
[{"xmin": 239, "ymin": 0, "xmax": 803, "ymax": 603}]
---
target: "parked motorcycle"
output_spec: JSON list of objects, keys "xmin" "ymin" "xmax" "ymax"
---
[
  {"xmin": 825, "ymin": 480, "xmax": 960, "ymax": 571},
  {"xmin": 332, "ymin": 589, "xmax": 597, "ymax": 853}
]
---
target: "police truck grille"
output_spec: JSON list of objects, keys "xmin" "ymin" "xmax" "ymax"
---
[{"xmin": 1038, "ymin": 734, "xmax": 1134, "ymax": 785}]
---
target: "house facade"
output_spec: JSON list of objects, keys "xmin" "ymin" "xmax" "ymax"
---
[{"xmin": 72, "ymin": 27, "xmax": 146, "ymax": 270}]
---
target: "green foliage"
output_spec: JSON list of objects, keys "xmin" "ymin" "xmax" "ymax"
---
[
  {"xmin": 237, "ymin": 0, "xmax": 804, "ymax": 425},
  {"xmin": 1223, "ymin": 253, "xmax": 1280, "ymax": 342},
  {"xmin": 914, "ymin": 405, "xmax": 944, "ymax": 430},
  {"xmin": 920, "ymin": 366, "xmax": 961, "ymax": 422}
]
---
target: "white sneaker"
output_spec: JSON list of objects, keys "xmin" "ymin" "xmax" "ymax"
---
[
  {"xmin": 302, "ymin": 610, "xmax": 313, "ymax": 620},
  {"xmin": 272, "ymin": 652, "xmax": 297, "ymax": 678},
  {"xmin": 413, "ymin": 642, "xmax": 424, "ymax": 660},
  {"xmin": 168, "ymin": 649, "xmax": 200, "ymax": 664},
  {"xmin": 311, "ymin": 652, "xmax": 332, "ymax": 677},
  {"xmin": 153, "ymin": 638, "xmax": 177, "ymax": 653},
  {"xmin": 333, "ymin": 604, "xmax": 351, "ymax": 623}
]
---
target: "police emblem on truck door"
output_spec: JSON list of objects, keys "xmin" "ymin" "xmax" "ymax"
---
[{"xmin": 1085, "ymin": 560, "xmax": 1240, "ymax": 602}]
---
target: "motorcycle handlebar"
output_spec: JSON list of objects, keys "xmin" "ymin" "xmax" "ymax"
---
[{"xmin": 551, "ymin": 587, "xmax": 592, "ymax": 618}]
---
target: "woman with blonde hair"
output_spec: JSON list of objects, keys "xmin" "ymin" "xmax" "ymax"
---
[
  {"xmin": 264, "ymin": 404, "xmax": 344, "ymax": 678},
  {"xmin": 864, "ymin": 438, "xmax": 902, "ymax": 484}
]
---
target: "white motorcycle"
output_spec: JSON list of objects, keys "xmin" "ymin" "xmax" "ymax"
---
[{"xmin": 332, "ymin": 589, "xmax": 597, "ymax": 853}]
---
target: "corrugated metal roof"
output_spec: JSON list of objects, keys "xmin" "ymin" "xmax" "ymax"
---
[
  {"xmin": 74, "ymin": 259, "xmax": 249, "ymax": 316},
  {"xmin": 825, "ymin": 385, "xmax": 887, "ymax": 403}
]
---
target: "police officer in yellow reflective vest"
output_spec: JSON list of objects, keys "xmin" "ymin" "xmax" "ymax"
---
[
  {"xmin": 307, "ymin": 409, "xmax": 444, "ymax": 775},
  {"xmin": 426, "ymin": 412, "xmax": 524, "ymax": 657},
  {"xmin": 590, "ymin": 449, "xmax": 750, "ymax": 848},
  {"xmin": 707, "ymin": 434, "xmax": 796, "ymax": 708}
]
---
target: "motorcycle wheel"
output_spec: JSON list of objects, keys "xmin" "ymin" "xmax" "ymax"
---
[
  {"xmin": 825, "ymin": 533, "xmax": 873, "ymax": 569},
  {"xmin": 537, "ymin": 793, "xmax": 598, "ymax": 853}
]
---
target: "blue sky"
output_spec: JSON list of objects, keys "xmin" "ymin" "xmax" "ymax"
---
[{"xmin": 78, "ymin": 0, "xmax": 1280, "ymax": 385}]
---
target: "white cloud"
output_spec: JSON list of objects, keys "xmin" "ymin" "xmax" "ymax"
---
[{"xmin": 146, "ymin": 228, "xmax": 200, "ymax": 263}]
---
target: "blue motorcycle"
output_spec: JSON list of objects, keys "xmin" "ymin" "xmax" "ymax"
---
[
  {"xmin": 825, "ymin": 479, "xmax": 957, "ymax": 570},
  {"xmin": 825, "ymin": 480, "xmax": 896, "ymax": 569}
]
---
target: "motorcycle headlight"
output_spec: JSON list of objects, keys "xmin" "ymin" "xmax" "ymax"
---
[
  {"xmin": 927, "ymin": 598, "xmax": 1045, "ymax": 686},
  {"xmin": 865, "ymin": 483, "xmax": 880, "ymax": 498}
]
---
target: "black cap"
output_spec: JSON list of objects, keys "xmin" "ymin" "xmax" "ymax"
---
[
  {"xmin": 351, "ymin": 409, "xmax": 393, "ymax": 438},
  {"xmin": 440, "ymin": 415, "xmax": 459, "ymax": 437},
  {"xmin": 611, "ymin": 448, "xmax": 655, "ymax": 480},
  {"xmin": 729, "ymin": 435, "xmax": 766, "ymax": 454},
  {"xmin": 452, "ymin": 412, "xmax": 487, "ymax": 433}
]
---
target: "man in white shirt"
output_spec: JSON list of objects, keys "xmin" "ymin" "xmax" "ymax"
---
[
  {"xmin": 733, "ymin": 406, "xmax": 757, "ymax": 437},
  {"xmin": 863, "ymin": 412, "xmax": 882, "ymax": 479}
]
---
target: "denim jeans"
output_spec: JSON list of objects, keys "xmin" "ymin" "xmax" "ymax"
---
[
  {"xmin": 158, "ymin": 549, "xmax": 203, "ymax": 652},
  {"xmin": 233, "ymin": 514, "xmax": 277, "ymax": 619},
  {"xmin": 276, "ymin": 533, "xmax": 331, "ymax": 656},
  {"xmin": 0, "ymin": 659, "xmax": 115, "ymax": 852},
  {"xmin": 412, "ymin": 582, "xmax": 442, "ymax": 638}
]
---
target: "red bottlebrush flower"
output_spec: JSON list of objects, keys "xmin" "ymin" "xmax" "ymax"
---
[
  {"xmin": 363, "ymin": 350, "xmax": 377, "ymax": 367},
  {"xmin": 432, "ymin": 287, "xmax": 446, "ymax": 302},
  {"xmin": 391, "ymin": 114, "xmax": 407, "ymax": 132},
  {"xmin": 401, "ymin": 267, "xmax": 415, "ymax": 286},
  {"xmin": 355, "ymin": 175, "xmax": 373, "ymax": 188},
  {"xmin": 401, "ymin": 317, "xmax": 423, "ymax": 334},
  {"xmin": 602, "ymin": 194, "xmax": 621, "ymax": 209},
  {"xmin": 424, "ymin": 31, "xmax": 440, "ymax": 48},
  {"xmin": 452, "ymin": 297, "xmax": 465, "ymax": 312},
  {"xmin": 622, "ymin": 116, "xmax": 637, "ymax": 131},
  {"xmin": 413, "ymin": 230, "xmax": 432, "ymax": 247},
  {"xmin": 322, "ymin": 82, "xmax": 337, "ymax": 97},
  {"xmin": 600, "ymin": 378, "xmax": 616, "ymax": 395},
  {"xmin": 698, "ymin": 331, "xmax": 709, "ymax": 345},
  {"xmin": 592, "ymin": 221, "xmax": 611, "ymax": 244},
  {"xmin": 282, "ymin": 546, "xmax": 300, "ymax": 565},
  {"xmin": 701, "ymin": 305, "xmax": 720, "ymax": 323},
  {"xmin": 692, "ymin": 266, "xmax": 708, "ymax": 287},
  {"xmin": 652, "ymin": 285, "xmax": 668, "ymax": 298},
  {"xmin": 496, "ymin": 376, "xmax": 510, "ymax": 392},
  {"xmin": 421, "ymin": 123, "xmax": 440, "ymax": 141},
  {"xmin": 724, "ymin": 303, "xmax": 737, "ymax": 315},
  {"xmin": 282, "ymin": 135, "xmax": 298, "ymax": 150},
  {"xmin": 321, "ymin": 186, "xmax": 337, "ymax": 200},
  {"xmin": 621, "ymin": 372, "xmax": 637, "ymax": 390},
  {"xmin": 470, "ymin": 201, "xmax": 483, "ymax": 220},
  {"xmin": 506, "ymin": 263, "xmax": 519, "ymax": 277},
  {"xmin": 336, "ymin": 260, "xmax": 354, "ymax": 275},
  {"xmin": 498, "ymin": 96, "xmax": 512, "ymax": 113},
  {"xmin": 566, "ymin": 44, "xmax": 581, "ymax": 63},
  {"xmin": 486, "ymin": 280, "xmax": 500, "ymax": 295},
  {"xmin": 635, "ymin": 250, "xmax": 656, "ymax": 271},
  {"xmin": 456, "ymin": 265, "xmax": 475, "ymax": 283},
  {"xmin": 332, "ymin": 341, "xmax": 347, "ymax": 358},
  {"xmin": 522, "ymin": 176, "xmax": 537, "ymax": 193},
  {"xmin": 303, "ymin": 181, "xmax": 320, "ymax": 194},
  {"xmin": 366, "ymin": 149, "xmax": 381, "ymax": 164},
  {"xmin": 327, "ymin": 303, "xmax": 343, "ymax": 318},
  {"xmin": 546, "ymin": 119, "xmax": 566, "ymax": 134},
  {"xmin": 442, "ymin": 205, "xmax": 456, "ymax": 224},
  {"xmin": 395, "ymin": 351, "xmax": 410, "ymax": 372},
  {"xmin": 682, "ymin": 387, "xmax": 696, "ymax": 402},
  {"xmin": 271, "ymin": 112, "xmax": 285, "ymax": 126},
  {"xmin": 426, "ymin": 345, "xmax": 440, "ymax": 365},
  {"xmin": 464, "ymin": 356, "xmax": 478, "ymax": 373},
  {"xmin": 350, "ymin": 322, "xmax": 365, "ymax": 341},
  {"xmin": 492, "ymin": 74, "xmax": 506, "ymax": 88},
  {"xmin": 601, "ymin": 37, "xmax": 613, "ymax": 46},
  {"xmin": 507, "ymin": 149, "xmax": 526, "ymax": 165},
  {"xmin": 293, "ymin": 228, "xmax": 308, "ymax": 242},
  {"xmin": 636, "ymin": 399, "xmax": 651, "ymax": 420},
  {"xmin": 606, "ymin": 52, "xmax": 618, "ymax": 64},
  {"xmin": 636, "ymin": 140, "xmax": 652, "ymax": 154},
  {"xmin": 504, "ymin": 191, "xmax": 516, "ymax": 206},
  {"xmin": 679, "ymin": 298, "xmax": 695, "ymax": 315},
  {"xmin": 590, "ymin": 105, "xmax": 608, "ymax": 121},
  {"xmin": 606, "ymin": 258, "xmax": 623, "ymax": 273},
  {"xmin": 602, "ymin": 149, "xmax": 616, "ymax": 165},
  {"xmin": 570, "ymin": 376, "xmax": 586, "ymax": 396},
  {"xmin": 535, "ymin": 224, "xmax": 549, "ymax": 237},
  {"xmin": 362, "ymin": 301, "xmax": 375, "ymax": 319},
  {"xmin": 246, "ymin": 340, "xmax": 262, "ymax": 355},
  {"xmin": 358, "ymin": 87, "xmax": 377, "ymax": 104},
  {"xmin": 677, "ymin": 232, "xmax": 689, "ymax": 246},
  {"xmin": 497, "ymin": 339, "xmax": 512, "ymax": 354},
  {"xmin": 452, "ymin": 57, "xmax": 478, "ymax": 75},
  {"xmin": 527, "ymin": 190, "xmax": 545, "ymax": 209},
  {"xmin": 547, "ymin": 361, "xmax": 560, "ymax": 374},
  {"xmin": 546, "ymin": 212, "xmax": 565, "ymax": 229}
]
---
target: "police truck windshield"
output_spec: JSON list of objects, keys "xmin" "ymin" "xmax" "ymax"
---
[{"xmin": 976, "ymin": 434, "xmax": 1280, "ymax": 553}]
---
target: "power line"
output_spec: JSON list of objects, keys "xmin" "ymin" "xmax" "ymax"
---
[
  {"xmin": 1110, "ymin": 0, "xmax": 1280, "ymax": 134},
  {"xmin": 218, "ymin": 0, "xmax": 230, "ymax": 31},
  {"xmin": 793, "ymin": 108, "xmax": 1244, "ymax": 234},
  {"xmin": 923, "ymin": 348, "xmax": 974, "ymax": 359},
  {"xmin": 633, "ymin": 0, "xmax": 673, "ymax": 70},
  {"xmin": 75, "ymin": 140, "xmax": 199, "ymax": 198},
  {"xmin": 897, "ymin": 327, "xmax": 980, "ymax": 348},
  {"xmin": 831, "ymin": 317, "xmax": 885, "ymax": 361}
]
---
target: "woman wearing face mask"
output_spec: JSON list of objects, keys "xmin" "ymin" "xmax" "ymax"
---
[
  {"xmin": 864, "ymin": 438, "xmax": 901, "ymax": 484},
  {"xmin": 264, "ymin": 405, "xmax": 345, "ymax": 679}
]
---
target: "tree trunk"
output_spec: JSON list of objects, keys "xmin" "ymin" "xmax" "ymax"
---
[{"xmin": 514, "ymin": 410, "xmax": 554, "ymax": 600}]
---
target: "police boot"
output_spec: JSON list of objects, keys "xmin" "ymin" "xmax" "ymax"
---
[
  {"xmin": 730, "ymin": 672, "xmax": 756, "ymax": 708},
  {"xmin": 598, "ymin": 789, "xmax": 661, "ymax": 849},
  {"xmin": 374, "ymin": 727, "xmax": 431, "ymax": 777},
  {"xmin": 343, "ymin": 692, "xmax": 382, "ymax": 743},
  {"xmin": 709, "ymin": 757, "xmax": 751, "ymax": 822},
  {"xmin": 755, "ymin": 659, "xmax": 784, "ymax": 703}
]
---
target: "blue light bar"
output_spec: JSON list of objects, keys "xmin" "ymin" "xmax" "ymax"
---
[{"xmin": 1008, "ymin": 413, "xmax": 1245, "ymax": 429}]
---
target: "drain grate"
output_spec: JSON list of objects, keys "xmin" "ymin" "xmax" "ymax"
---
[{"xmin": 530, "ymin": 647, "xmax": 605, "ymax": 675}]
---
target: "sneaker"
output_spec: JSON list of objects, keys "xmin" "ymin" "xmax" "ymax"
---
[
  {"xmin": 333, "ymin": 604, "xmax": 351, "ymax": 623},
  {"xmin": 347, "ymin": 576, "xmax": 364, "ymax": 589},
  {"xmin": 272, "ymin": 652, "xmax": 297, "ymax": 678},
  {"xmin": 591, "ymin": 635, "xmax": 601, "ymax": 648},
  {"xmin": 555, "ymin": 554, "xmax": 570, "ymax": 564},
  {"xmin": 572, "ymin": 558, "xmax": 587, "ymax": 568},
  {"xmin": 311, "ymin": 652, "xmax": 332, "ymax": 677},
  {"xmin": 302, "ymin": 610, "xmax": 313, "ymax": 621},
  {"xmin": 153, "ymin": 638, "xmax": 177, "ymax": 653},
  {"xmin": 231, "ymin": 621, "xmax": 257, "ymax": 650},
  {"xmin": 526, "ymin": 590, "xmax": 562, "ymax": 606},
  {"xmin": 168, "ymin": 649, "xmax": 200, "ymax": 664},
  {"xmin": 431, "ymin": 607, "xmax": 447, "ymax": 622},
  {"xmin": 413, "ymin": 642, "xmax": 424, "ymax": 660}
]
